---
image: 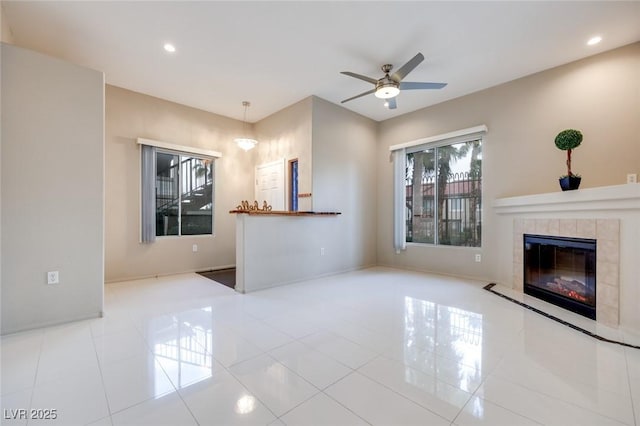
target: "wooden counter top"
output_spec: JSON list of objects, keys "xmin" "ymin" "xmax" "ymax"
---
[{"xmin": 229, "ymin": 210, "xmax": 341, "ymax": 216}]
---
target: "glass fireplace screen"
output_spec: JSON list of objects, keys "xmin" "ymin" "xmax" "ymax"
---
[{"xmin": 524, "ymin": 234, "xmax": 596, "ymax": 309}]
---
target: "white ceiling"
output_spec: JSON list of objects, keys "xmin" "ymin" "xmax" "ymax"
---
[{"xmin": 3, "ymin": 1, "xmax": 639, "ymax": 122}]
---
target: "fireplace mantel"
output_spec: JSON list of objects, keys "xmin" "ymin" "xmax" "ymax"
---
[
  {"xmin": 494, "ymin": 184, "xmax": 640, "ymax": 214},
  {"xmin": 492, "ymin": 183, "xmax": 640, "ymax": 330}
]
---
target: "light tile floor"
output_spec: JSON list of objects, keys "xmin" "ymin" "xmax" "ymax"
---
[{"xmin": 1, "ymin": 267, "xmax": 639, "ymax": 425}]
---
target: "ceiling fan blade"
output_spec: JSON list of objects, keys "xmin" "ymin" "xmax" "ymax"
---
[
  {"xmin": 386, "ymin": 97, "xmax": 397, "ymax": 110},
  {"xmin": 341, "ymin": 88, "xmax": 376, "ymax": 104},
  {"xmin": 399, "ymin": 82, "xmax": 447, "ymax": 90},
  {"xmin": 340, "ymin": 71, "xmax": 378, "ymax": 85},
  {"xmin": 391, "ymin": 52, "xmax": 424, "ymax": 82}
]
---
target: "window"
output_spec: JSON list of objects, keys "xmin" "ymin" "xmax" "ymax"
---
[
  {"xmin": 155, "ymin": 151, "xmax": 214, "ymax": 236},
  {"xmin": 405, "ymin": 139, "xmax": 481, "ymax": 247},
  {"xmin": 139, "ymin": 139, "xmax": 220, "ymax": 243}
]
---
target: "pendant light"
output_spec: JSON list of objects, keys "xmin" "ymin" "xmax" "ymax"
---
[{"xmin": 234, "ymin": 101, "xmax": 258, "ymax": 151}]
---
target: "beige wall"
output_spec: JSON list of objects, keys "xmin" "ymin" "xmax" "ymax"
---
[
  {"xmin": 234, "ymin": 97, "xmax": 378, "ymax": 293},
  {"xmin": 105, "ymin": 85, "xmax": 253, "ymax": 282},
  {"xmin": 105, "ymin": 92, "xmax": 376, "ymax": 284},
  {"xmin": 1, "ymin": 44, "xmax": 104, "ymax": 334},
  {"xmin": 377, "ymin": 42, "xmax": 640, "ymax": 282},
  {"xmin": 0, "ymin": 4, "xmax": 14, "ymax": 44},
  {"xmin": 255, "ymin": 97, "xmax": 313, "ymax": 211},
  {"xmin": 312, "ymin": 97, "xmax": 378, "ymax": 269},
  {"xmin": 0, "ymin": 6, "xmax": 7, "ymax": 326}
]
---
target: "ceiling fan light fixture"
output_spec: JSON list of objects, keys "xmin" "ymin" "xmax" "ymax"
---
[
  {"xmin": 340, "ymin": 52, "xmax": 445, "ymax": 107},
  {"xmin": 234, "ymin": 101, "xmax": 258, "ymax": 151},
  {"xmin": 375, "ymin": 83, "xmax": 400, "ymax": 99}
]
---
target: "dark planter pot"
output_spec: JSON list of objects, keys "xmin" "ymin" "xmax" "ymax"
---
[{"xmin": 559, "ymin": 176, "xmax": 581, "ymax": 191}]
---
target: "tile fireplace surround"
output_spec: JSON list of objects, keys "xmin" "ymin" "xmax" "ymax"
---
[
  {"xmin": 515, "ymin": 218, "xmax": 618, "ymax": 324},
  {"xmin": 494, "ymin": 184, "xmax": 640, "ymax": 331}
]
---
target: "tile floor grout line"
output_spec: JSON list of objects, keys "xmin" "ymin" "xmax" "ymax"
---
[
  {"xmin": 218, "ymin": 356, "xmax": 281, "ymax": 422},
  {"xmin": 262, "ymin": 331, "xmax": 365, "ymax": 405},
  {"xmin": 458, "ymin": 364, "xmax": 551, "ymax": 426},
  {"xmin": 319, "ymin": 326, "xmax": 383, "ymax": 355},
  {"xmin": 261, "ymin": 320, "xmax": 329, "ymax": 342},
  {"xmin": 109, "ymin": 325, "xmax": 190, "ymax": 425},
  {"xmin": 103, "ymin": 392, "xmax": 175, "ymax": 419},
  {"xmin": 358, "ymin": 351, "xmax": 480, "ymax": 404},
  {"xmin": 222, "ymin": 340, "xmax": 270, "ymax": 370},
  {"xmin": 23, "ymin": 330, "xmax": 45, "ymax": 426},
  {"xmin": 449, "ymin": 387, "xmax": 474, "ymax": 426},
  {"xmin": 456, "ymin": 390, "xmax": 546, "ymax": 426},
  {"xmin": 121, "ymin": 321, "xmax": 199, "ymax": 424},
  {"xmin": 256, "ymin": 338, "xmax": 294, "ymax": 355},
  {"xmin": 500, "ymin": 326, "xmax": 634, "ymax": 399},
  {"xmin": 373, "ymin": 348, "xmax": 490, "ymax": 398},
  {"xmin": 319, "ymin": 384, "xmax": 374, "ymax": 426},
  {"xmin": 483, "ymin": 370, "xmax": 635, "ymax": 424},
  {"xmin": 316, "ymin": 366, "xmax": 357, "ymax": 392},
  {"xmin": 489, "ymin": 365, "xmax": 635, "ymax": 425},
  {"xmin": 363, "ymin": 354, "xmax": 473, "ymax": 424},
  {"xmin": 448, "ymin": 342, "xmax": 517, "ymax": 426},
  {"xmin": 623, "ymin": 348, "xmax": 638, "ymax": 426},
  {"xmin": 169, "ymin": 382, "xmax": 201, "ymax": 426},
  {"xmin": 101, "ymin": 348, "xmax": 198, "ymax": 423},
  {"xmin": 348, "ymin": 367, "xmax": 452, "ymax": 425},
  {"xmin": 467, "ymin": 361, "xmax": 549, "ymax": 426},
  {"xmin": 225, "ymin": 351, "xmax": 318, "ymax": 421},
  {"xmin": 484, "ymin": 283, "xmax": 640, "ymax": 350},
  {"xmin": 291, "ymin": 331, "xmax": 365, "ymax": 371},
  {"xmin": 273, "ymin": 391, "xmax": 321, "ymax": 423},
  {"xmin": 89, "ymin": 324, "xmax": 115, "ymax": 425}
]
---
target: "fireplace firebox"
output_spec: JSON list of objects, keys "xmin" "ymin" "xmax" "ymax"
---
[{"xmin": 523, "ymin": 234, "xmax": 596, "ymax": 319}]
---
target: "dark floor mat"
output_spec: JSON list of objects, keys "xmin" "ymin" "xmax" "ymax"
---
[{"xmin": 197, "ymin": 268, "xmax": 236, "ymax": 289}]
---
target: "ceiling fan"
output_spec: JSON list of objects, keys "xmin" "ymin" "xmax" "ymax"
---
[{"xmin": 340, "ymin": 52, "xmax": 447, "ymax": 109}]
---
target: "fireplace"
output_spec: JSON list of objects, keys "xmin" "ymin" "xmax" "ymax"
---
[{"xmin": 523, "ymin": 234, "xmax": 596, "ymax": 319}]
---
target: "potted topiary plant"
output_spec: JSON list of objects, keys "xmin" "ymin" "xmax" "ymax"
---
[{"xmin": 555, "ymin": 129, "xmax": 583, "ymax": 191}]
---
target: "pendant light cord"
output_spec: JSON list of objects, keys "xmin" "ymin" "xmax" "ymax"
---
[{"xmin": 242, "ymin": 101, "xmax": 250, "ymax": 136}]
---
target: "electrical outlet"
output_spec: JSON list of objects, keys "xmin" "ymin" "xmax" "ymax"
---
[
  {"xmin": 192, "ymin": 244, "xmax": 198, "ymax": 253},
  {"xmin": 475, "ymin": 254, "xmax": 482, "ymax": 263},
  {"xmin": 627, "ymin": 173, "xmax": 637, "ymax": 184},
  {"xmin": 320, "ymin": 247, "xmax": 325, "ymax": 256},
  {"xmin": 47, "ymin": 271, "xmax": 59, "ymax": 285}
]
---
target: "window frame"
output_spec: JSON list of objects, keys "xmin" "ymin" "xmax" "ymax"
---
[
  {"xmin": 403, "ymin": 134, "xmax": 483, "ymax": 248},
  {"xmin": 389, "ymin": 124, "xmax": 488, "ymax": 250},
  {"xmin": 154, "ymin": 148, "xmax": 215, "ymax": 238},
  {"xmin": 138, "ymin": 138, "xmax": 221, "ymax": 242}
]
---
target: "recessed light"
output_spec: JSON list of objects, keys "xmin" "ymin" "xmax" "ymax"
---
[
  {"xmin": 163, "ymin": 43, "xmax": 176, "ymax": 53},
  {"xmin": 587, "ymin": 36, "xmax": 602, "ymax": 46}
]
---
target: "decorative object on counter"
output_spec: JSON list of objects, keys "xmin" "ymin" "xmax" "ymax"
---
[
  {"xmin": 229, "ymin": 209, "xmax": 341, "ymax": 216},
  {"xmin": 234, "ymin": 101, "xmax": 259, "ymax": 151},
  {"xmin": 555, "ymin": 129, "xmax": 583, "ymax": 191},
  {"xmin": 235, "ymin": 200, "xmax": 272, "ymax": 212}
]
